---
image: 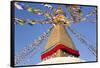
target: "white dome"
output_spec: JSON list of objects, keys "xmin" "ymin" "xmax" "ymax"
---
[{"xmin": 38, "ymin": 57, "xmax": 84, "ymax": 65}]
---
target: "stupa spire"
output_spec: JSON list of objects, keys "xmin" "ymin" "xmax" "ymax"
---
[{"xmin": 41, "ymin": 6, "xmax": 80, "ymax": 61}]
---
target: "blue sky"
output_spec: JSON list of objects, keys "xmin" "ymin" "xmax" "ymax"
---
[{"xmin": 14, "ymin": 2, "xmax": 97, "ymax": 66}]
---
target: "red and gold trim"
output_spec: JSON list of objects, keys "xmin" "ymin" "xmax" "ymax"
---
[{"xmin": 41, "ymin": 44, "xmax": 80, "ymax": 60}]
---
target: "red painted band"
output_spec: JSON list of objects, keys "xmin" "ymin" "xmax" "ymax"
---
[{"xmin": 41, "ymin": 44, "xmax": 80, "ymax": 60}]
